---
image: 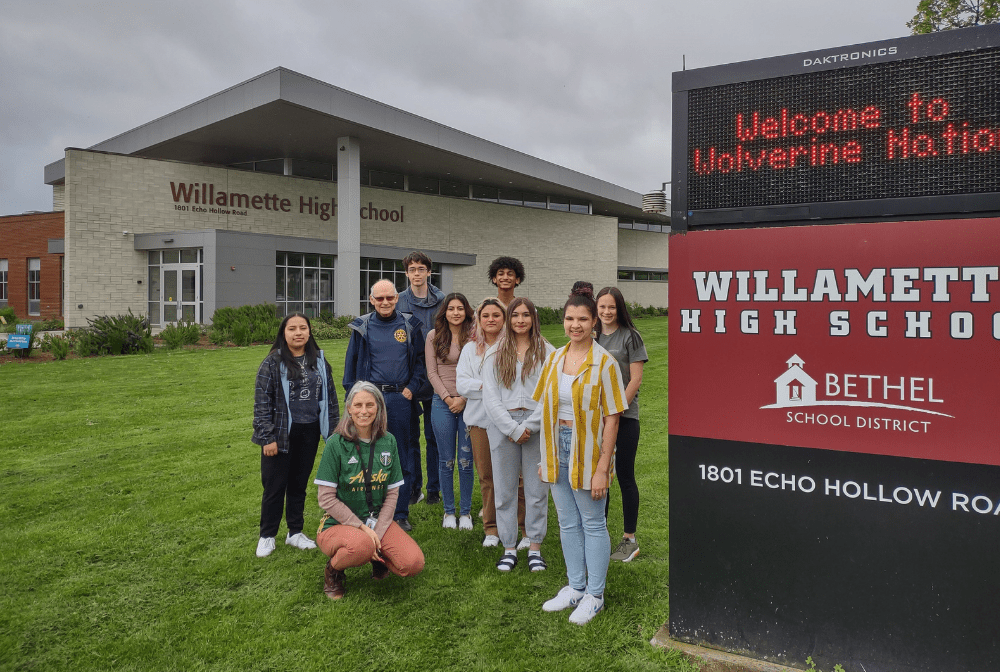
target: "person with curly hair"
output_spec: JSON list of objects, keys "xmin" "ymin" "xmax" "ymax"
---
[{"xmin": 487, "ymin": 256, "xmax": 525, "ymax": 307}]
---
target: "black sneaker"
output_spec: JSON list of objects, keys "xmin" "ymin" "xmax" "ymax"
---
[
  {"xmin": 409, "ymin": 491, "xmax": 425, "ymax": 506},
  {"xmin": 396, "ymin": 518, "xmax": 413, "ymax": 532},
  {"xmin": 426, "ymin": 492, "xmax": 441, "ymax": 505}
]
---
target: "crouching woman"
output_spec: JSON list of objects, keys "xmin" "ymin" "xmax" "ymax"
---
[{"xmin": 314, "ymin": 381, "xmax": 425, "ymax": 599}]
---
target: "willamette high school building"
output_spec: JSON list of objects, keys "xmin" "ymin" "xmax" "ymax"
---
[{"xmin": 7, "ymin": 68, "xmax": 668, "ymax": 327}]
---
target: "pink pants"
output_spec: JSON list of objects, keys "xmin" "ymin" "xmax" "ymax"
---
[{"xmin": 318, "ymin": 522, "xmax": 425, "ymax": 577}]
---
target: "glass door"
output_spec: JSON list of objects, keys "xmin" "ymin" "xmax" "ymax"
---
[{"xmin": 151, "ymin": 249, "xmax": 202, "ymax": 325}]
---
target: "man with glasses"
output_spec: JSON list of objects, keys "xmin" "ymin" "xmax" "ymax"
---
[
  {"xmin": 344, "ymin": 279, "xmax": 428, "ymax": 532},
  {"xmin": 395, "ymin": 251, "xmax": 445, "ymax": 507}
]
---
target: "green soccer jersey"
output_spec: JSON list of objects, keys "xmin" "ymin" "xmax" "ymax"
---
[{"xmin": 314, "ymin": 433, "xmax": 404, "ymax": 530}]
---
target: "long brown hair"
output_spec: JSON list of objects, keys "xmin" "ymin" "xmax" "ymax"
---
[
  {"xmin": 494, "ymin": 297, "xmax": 548, "ymax": 388},
  {"xmin": 432, "ymin": 293, "xmax": 474, "ymax": 362}
]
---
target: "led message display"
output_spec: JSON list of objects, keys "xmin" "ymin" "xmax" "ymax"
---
[{"xmin": 685, "ymin": 46, "xmax": 1000, "ymax": 212}]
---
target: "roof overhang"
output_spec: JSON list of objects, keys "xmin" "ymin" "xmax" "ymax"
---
[{"xmin": 45, "ymin": 67, "xmax": 661, "ymax": 221}]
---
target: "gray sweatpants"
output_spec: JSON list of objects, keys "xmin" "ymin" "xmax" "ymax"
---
[{"xmin": 488, "ymin": 409, "xmax": 548, "ymax": 549}]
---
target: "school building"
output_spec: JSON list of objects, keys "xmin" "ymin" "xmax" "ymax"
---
[{"xmin": 6, "ymin": 67, "xmax": 669, "ymax": 327}]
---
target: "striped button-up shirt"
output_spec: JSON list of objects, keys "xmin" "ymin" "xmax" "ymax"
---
[{"xmin": 529, "ymin": 341, "xmax": 627, "ymax": 490}]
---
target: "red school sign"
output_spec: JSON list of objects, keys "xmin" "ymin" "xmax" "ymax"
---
[{"xmin": 669, "ymin": 217, "xmax": 1000, "ymax": 466}]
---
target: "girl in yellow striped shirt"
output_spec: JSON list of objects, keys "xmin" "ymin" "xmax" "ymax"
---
[{"xmin": 527, "ymin": 286, "xmax": 627, "ymax": 624}]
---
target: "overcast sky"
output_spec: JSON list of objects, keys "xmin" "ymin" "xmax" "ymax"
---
[{"xmin": 0, "ymin": 0, "xmax": 919, "ymax": 214}]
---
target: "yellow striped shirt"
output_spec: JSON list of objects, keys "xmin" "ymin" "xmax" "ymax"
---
[{"xmin": 532, "ymin": 341, "xmax": 628, "ymax": 490}]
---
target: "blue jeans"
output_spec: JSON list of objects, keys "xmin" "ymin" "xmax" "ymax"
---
[
  {"xmin": 410, "ymin": 398, "xmax": 440, "ymax": 495},
  {"xmin": 549, "ymin": 425, "xmax": 610, "ymax": 597},
  {"xmin": 431, "ymin": 395, "xmax": 473, "ymax": 516},
  {"xmin": 384, "ymin": 391, "xmax": 415, "ymax": 520}
]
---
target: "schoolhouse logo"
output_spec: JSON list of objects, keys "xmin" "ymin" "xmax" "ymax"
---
[
  {"xmin": 760, "ymin": 354, "xmax": 952, "ymax": 416},
  {"xmin": 394, "ymin": 329, "xmax": 407, "ymax": 343},
  {"xmin": 759, "ymin": 354, "xmax": 953, "ymax": 434},
  {"xmin": 379, "ymin": 451, "xmax": 392, "ymax": 467}
]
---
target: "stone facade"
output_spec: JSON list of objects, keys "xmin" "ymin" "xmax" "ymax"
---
[
  {"xmin": 617, "ymin": 227, "xmax": 669, "ymax": 308},
  {"xmin": 62, "ymin": 149, "xmax": 629, "ymax": 327}
]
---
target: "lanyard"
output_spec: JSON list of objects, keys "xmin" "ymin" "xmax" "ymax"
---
[{"xmin": 356, "ymin": 440, "xmax": 377, "ymax": 517}]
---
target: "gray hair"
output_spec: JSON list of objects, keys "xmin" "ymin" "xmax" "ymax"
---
[{"xmin": 334, "ymin": 380, "xmax": 388, "ymax": 442}]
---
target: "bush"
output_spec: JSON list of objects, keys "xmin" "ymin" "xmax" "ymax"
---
[
  {"xmin": 159, "ymin": 322, "xmax": 201, "ymax": 350},
  {"xmin": 75, "ymin": 310, "xmax": 154, "ymax": 356},
  {"xmin": 312, "ymin": 315, "xmax": 353, "ymax": 340},
  {"xmin": 0, "ymin": 306, "xmax": 16, "ymax": 329},
  {"xmin": 38, "ymin": 333, "xmax": 71, "ymax": 360},
  {"xmin": 209, "ymin": 304, "xmax": 280, "ymax": 346},
  {"xmin": 35, "ymin": 318, "xmax": 65, "ymax": 331},
  {"xmin": 536, "ymin": 306, "xmax": 563, "ymax": 325}
]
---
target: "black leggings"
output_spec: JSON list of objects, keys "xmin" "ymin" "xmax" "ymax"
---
[
  {"xmin": 605, "ymin": 416, "xmax": 640, "ymax": 535},
  {"xmin": 260, "ymin": 421, "xmax": 321, "ymax": 538}
]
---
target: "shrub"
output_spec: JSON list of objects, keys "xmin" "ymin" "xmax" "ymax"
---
[
  {"xmin": 78, "ymin": 310, "xmax": 154, "ymax": 356},
  {"xmin": 0, "ymin": 306, "xmax": 17, "ymax": 330},
  {"xmin": 312, "ymin": 315, "xmax": 353, "ymax": 340},
  {"xmin": 159, "ymin": 321, "xmax": 201, "ymax": 350},
  {"xmin": 41, "ymin": 334, "xmax": 71, "ymax": 360},
  {"xmin": 35, "ymin": 318, "xmax": 65, "ymax": 331},
  {"xmin": 209, "ymin": 304, "xmax": 280, "ymax": 346},
  {"xmin": 536, "ymin": 306, "xmax": 563, "ymax": 325}
]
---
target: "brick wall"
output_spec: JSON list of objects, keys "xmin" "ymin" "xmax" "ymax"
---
[{"xmin": 0, "ymin": 211, "xmax": 64, "ymax": 320}]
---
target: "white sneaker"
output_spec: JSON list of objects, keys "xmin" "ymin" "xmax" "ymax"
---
[
  {"xmin": 442, "ymin": 514, "xmax": 457, "ymax": 529},
  {"xmin": 569, "ymin": 593, "xmax": 605, "ymax": 625},
  {"xmin": 459, "ymin": 515, "xmax": 474, "ymax": 531},
  {"xmin": 256, "ymin": 536, "xmax": 276, "ymax": 557},
  {"xmin": 542, "ymin": 585, "xmax": 585, "ymax": 612},
  {"xmin": 482, "ymin": 534, "xmax": 500, "ymax": 547},
  {"xmin": 516, "ymin": 537, "xmax": 531, "ymax": 551},
  {"xmin": 285, "ymin": 532, "xmax": 317, "ymax": 550}
]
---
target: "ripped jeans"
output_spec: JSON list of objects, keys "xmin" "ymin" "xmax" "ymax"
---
[{"xmin": 431, "ymin": 394, "xmax": 474, "ymax": 517}]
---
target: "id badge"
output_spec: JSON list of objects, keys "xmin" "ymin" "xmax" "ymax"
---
[{"xmin": 365, "ymin": 516, "xmax": 378, "ymax": 530}]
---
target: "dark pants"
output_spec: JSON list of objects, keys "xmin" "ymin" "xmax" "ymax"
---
[
  {"xmin": 260, "ymin": 420, "xmax": 321, "ymax": 538},
  {"xmin": 384, "ymin": 391, "xmax": 415, "ymax": 520},
  {"xmin": 410, "ymin": 398, "xmax": 440, "ymax": 495},
  {"xmin": 605, "ymin": 416, "xmax": 641, "ymax": 534}
]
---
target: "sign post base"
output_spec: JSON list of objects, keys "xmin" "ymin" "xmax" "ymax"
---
[{"xmin": 651, "ymin": 624, "xmax": 805, "ymax": 672}]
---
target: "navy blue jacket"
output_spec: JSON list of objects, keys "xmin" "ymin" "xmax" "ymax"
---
[{"xmin": 343, "ymin": 311, "xmax": 429, "ymax": 397}]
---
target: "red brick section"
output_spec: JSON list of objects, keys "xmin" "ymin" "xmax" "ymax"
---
[{"xmin": 0, "ymin": 211, "xmax": 65, "ymax": 320}]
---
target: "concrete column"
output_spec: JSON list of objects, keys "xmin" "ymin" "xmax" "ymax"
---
[
  {"xmin": 283, "ymin": 158, "xmax": 293, "ymax": 176},
  {"xmin": 336, "ymin": 137, "xmax": 361, "ymax": 317}
]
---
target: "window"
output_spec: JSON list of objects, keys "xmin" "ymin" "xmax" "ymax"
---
[
  {"xmin": 548, "ymin": 196, "xmax": 570, "ymax": 212},
  {"xmin": 569, "ymin": 199, "xmax": 590, "ymax": 214},
  {"xmin": 0, "ymin": 259, "xmax": 7, "ymax": 308},
  {"xmin": 28, "ymin": 258, "xmax": 40, "ymax": 315},
  {"xmin": 408, "ymin": 176, "xmax": 439, "ymax": 194},
  {"xmin": 471, "ymin": 185, "xmax": 499, "ymax": 202},
  {"xmin": 498, "ymin": 189, "xmax": 523, "ymax": 206},
  {"xmin": 359, "ymin": 257, "xmax": 441, "ymax": 316},
  {"xmin": 618, "ymin": 268, "xmax": 669, "ymax": 282},
  {"xmin": 370, "ymin": 171, "xmax": 404, "ymax": 190},
  {"xmin": 276, "ymin": 252, "xmax": 335, "ymax": 318}
]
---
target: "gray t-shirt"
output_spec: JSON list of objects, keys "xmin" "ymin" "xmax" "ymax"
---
[{"xmin": 596, "ymin": 327, "xmax": 648, "ymax": 420}]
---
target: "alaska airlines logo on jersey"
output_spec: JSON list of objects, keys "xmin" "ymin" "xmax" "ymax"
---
[
  {"xmin": 348, "ymin": 470, "xmax": 390, "ymax": 485},
  {"xmin": 760, "ymin": 354, "xmax": 952, "ymax": 434}
]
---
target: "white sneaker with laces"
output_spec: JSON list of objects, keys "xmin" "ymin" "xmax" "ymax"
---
[
  {"xmin": 569, "ymin": 593, "xmax": 605, "ymax": 625},
  {"xmin": 542, "ymin": 585, "xmax": 585, "ymax": 612},
  {"xmin": 459, "ymin": 515, "xmax": 473, "ymax": 531},
  {"xmin": 516, "ymin": 537, "xmax": 531, "ymax": 551},
  {"xmin": 285, "ymin": 532, "xmax": 317, "ymax": 550},
  {"xmin": 256, "ymin": 536, "xmax": 276, "ymax": 557},
  {"xmin": 482, "ymin": 534, "xmax": 500, "ymax": 547},
  {"xmin": 442, "ymin": 514, "xmax": 458, "ymax": 529}
]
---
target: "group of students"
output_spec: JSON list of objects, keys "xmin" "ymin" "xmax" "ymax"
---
[{"xmin": 250, "ymin": 253, "xmax": 648, "ymax": 625}]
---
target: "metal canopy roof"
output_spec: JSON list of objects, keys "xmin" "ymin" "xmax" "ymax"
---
[{"xmin": 45, "ymin": 67, "xmax": 660, "ymax": 221}]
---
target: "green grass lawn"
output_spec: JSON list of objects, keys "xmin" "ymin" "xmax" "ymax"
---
[{"xmin": 0, "ymin": 317, "xmax": 690, "ymax": 672}]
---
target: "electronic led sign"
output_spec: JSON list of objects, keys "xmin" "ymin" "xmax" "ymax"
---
[{"xmin": 672, "ymin": 26, "xmax": 1000, "ymax": 228}]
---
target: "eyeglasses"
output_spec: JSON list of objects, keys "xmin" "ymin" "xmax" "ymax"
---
[{"xmin": 371, "ymin": 295, "xmax": 396, "ymax": 303}]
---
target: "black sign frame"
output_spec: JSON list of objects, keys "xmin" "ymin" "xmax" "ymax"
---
[{"xmin": 671, "ymin": 25, "xmax": 1000, "ymax": 231}]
